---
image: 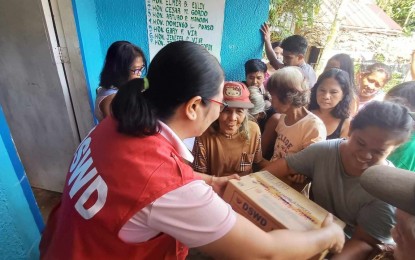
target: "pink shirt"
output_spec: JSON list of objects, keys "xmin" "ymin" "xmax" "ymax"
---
[{"xmin": 119, "ymin": 121, "xmax": 237, "ymax": 248}]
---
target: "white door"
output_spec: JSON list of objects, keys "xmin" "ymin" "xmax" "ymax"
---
[{"xmin": 0, "ymin": 0, "xmax": 94, "ymax": 192}]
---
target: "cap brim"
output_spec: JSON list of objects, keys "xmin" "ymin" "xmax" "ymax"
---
[
  {"xmin": 360, "ymin": 165, "xmax": 415, "ymax": 215},
  {"xmin": 226, "ymin": 101, "xmax": 254, "ymax": 109}
]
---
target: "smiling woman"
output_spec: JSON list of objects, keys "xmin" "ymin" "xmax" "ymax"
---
[{"xmin": 263, "ymin": 101, "xmax": 413, "ymax": 259}]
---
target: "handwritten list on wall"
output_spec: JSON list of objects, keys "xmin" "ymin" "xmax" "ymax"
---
[{"xmin": 145, "ymin": 0, "xmax": 226, "ymax": 60}]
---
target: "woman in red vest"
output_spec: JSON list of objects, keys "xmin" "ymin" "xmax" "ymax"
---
[{"xmin": 40, "ymin": 41, "xmax": 344, "ymax": 259}]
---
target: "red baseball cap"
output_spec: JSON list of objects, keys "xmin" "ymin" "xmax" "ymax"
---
[{"xmin": 223, "ymin": 81, "xmax": 254, "ymax": 109}]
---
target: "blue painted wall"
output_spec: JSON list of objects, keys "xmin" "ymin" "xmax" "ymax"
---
[
  {"xmin": 72, "ymin": 0, "xmax": 269, "ymax": 107},
  {"xmin": 0, "ymin": 105, "xmax": 43, "ymax": 259},
  {"xmin": 221, "ymin": 0, "xmax": 269, "ymax": 79}
]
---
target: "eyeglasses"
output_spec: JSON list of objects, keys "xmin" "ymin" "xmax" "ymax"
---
[
  {"xmin": 130, "ymin": 66, "xmax": 146, "ymax": 76},
  {"xmin": 205, "ymin": 99, "xmax": 228, "ymax": 112}
]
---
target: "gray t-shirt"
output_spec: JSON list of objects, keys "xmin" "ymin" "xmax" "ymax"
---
[{"xmin": 285, "ymin": 139, "xmax": 395, "ymax": 243}]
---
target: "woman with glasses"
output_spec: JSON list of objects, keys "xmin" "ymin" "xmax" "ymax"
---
[
  {"xmin": 309, "ymin": 68, "xmax": 353, "ymax": 140},
  {"xmin": 40, "ymin": 42, "xmax": 344, "ymax": 260},
  {"xmin": 94, "ymin": 41, "xmax": 147, "ymax": 122},
  {"xmin": 192, "ymin": 81, "xmax": 269, "ymax": 177}
]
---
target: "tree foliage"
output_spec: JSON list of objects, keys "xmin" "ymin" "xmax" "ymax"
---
[
  {"xmin": 268, "ymin": 0, "xmax": 321, "ymax": 40},
  {"xmin": 376, "ymin": 0, "xmax": 415, "ymax": 33}
]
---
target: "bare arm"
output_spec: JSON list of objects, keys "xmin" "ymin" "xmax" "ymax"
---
[
  {"xmin": 261, "ymin": 156, "xmax": 296, "ymax": 178},
  {"xmin": 260, "ymin": 23, "xmax": 284, "ymax": 70},
  {"xmin": 197, "ymin": 213, "xmax": 345, "ymax": 260},
  {"xmin": 99, "ymin": 94, "xmax": 116, "ymax": 120},
  {"xmin": 340, "ymin": 118, "xmax": 351, "ymax": 139},
  {"xmin": 261, "ymin": 113, "xmax": 280, "ymax": 160},
  {"xmin": 194, "ymin": 172, "xmax": 240, "ymax": 196},
  {"xmin": 331, "ymin": 226, "xmax": 377, "ymax": 260},
  {"xmin": 254, "ymin": 158, "xmax": 270, "ymax": 171}
]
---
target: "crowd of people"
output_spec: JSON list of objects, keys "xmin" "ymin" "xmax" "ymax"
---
[{"xmin": 38, "ymin": 25, "xmax": 415, "ymax": 260}]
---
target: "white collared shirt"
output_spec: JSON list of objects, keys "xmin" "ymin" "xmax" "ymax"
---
[{"xmin": 119, "ymin": 122, "xmax": 236, "ymax": 248}]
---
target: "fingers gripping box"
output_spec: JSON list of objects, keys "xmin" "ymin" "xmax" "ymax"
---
[{"xmin": 223, "ymin": 171, "xmax": 345, "ymax": 259}]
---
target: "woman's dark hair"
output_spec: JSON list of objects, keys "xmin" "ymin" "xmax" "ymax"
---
[
  {"xmin": 386, "ymin": 81, "xmax": 415, "ymax": 111},
  {"xmin": 99, "ymin": 41, "xmax": 146, "ymax": 89},
  {"xmin": 350, "ymin": 101, "xmax": 412, "ymax": 143},
  {"xmin": 271, "ymin": 41, "xmax": 281, "ymax": 49},
  {"xmin": 325, "ymin": 54, "xmax": 355, "ymax": 88},
  {"xmin": 267, "ymin": 66, "xmax": 309, "ymax": 107},
  {"xmin": 245, "ymin": 59, "xmax": 267, "ymax": 75},
  {"xmin": 112, "ymin": 41, "xmax": 224, "ymax": 136},
  {"xmin": 309, "ymin": 68, "xmax": 352, "ymax": 119}
]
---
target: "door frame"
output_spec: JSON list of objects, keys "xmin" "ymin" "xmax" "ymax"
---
[{"xmin": 41, "ymin": 0, "xmax": 94, "ymax": 140}]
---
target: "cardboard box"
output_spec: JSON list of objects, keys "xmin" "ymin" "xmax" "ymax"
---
[{"xmin": 223, "ymin": 171, "xmax": 345, "ymax": 259}]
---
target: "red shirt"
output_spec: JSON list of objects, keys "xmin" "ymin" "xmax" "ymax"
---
[{"xmin": 40, "ymin": 118, "xmax": 196, "ymax": 259}]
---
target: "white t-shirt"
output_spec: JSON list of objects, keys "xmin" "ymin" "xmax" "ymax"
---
[{"xmin": 118, "ymin": 121, "xmax": 237, "ymax": 248}]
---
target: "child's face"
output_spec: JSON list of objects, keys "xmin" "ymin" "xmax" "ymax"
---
[{"xmin": 246, "ymin": 72, "xmax": 265, "ymax": 88}]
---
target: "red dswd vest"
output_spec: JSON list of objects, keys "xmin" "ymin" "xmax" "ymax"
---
[{"xmin": 40, "ymin": 118, "xmax": 198, "ymax": 259}]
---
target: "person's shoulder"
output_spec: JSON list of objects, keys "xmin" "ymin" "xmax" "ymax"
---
[
  {"xmin": 304, "ymin": 110, "xmax": 325, "ymax": 126},
  {"xmin": 307, "ymin": 138, "xmax": 340, "ymax": 151},
  {"xmin": 301, "ymin": 62, "xmax": 316, "ymax": 71},
  {"xmin": 97, "ymin": 86, "xmax": 118, "ymax": 97},
  {"xmin": 197, "ymin": 126, "xmax": 218, "ymax": 142},
  {"xmin": 248, "ymin": 120, "xmax": 261, "ymax": 132}
]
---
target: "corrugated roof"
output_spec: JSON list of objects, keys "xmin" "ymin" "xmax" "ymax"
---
[{"xmin": 318, "ymin": 0, "xmax": 402, "ymax": 34}]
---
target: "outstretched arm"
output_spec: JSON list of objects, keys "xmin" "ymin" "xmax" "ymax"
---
[
  {"xmin": 261, "ymin": 113, "xmax": 280, "ymax": 160},
  {"xmin": 194, "ymin": 172, "xmax": 240, "ymax": 196},
  {"xmin": 197, "ymin": 213, "xmax": 345, "ymax": 259},
  {"xmin": 261, "ymin": 157, "xmax": 297, "ymax": 179},
  {"xmin": 331, "ymin": 226, "xmax": 378, "ymax": 260},
  {"xmin": 260, "ymin": 23, "xmax": 284, "ymax": 70}
]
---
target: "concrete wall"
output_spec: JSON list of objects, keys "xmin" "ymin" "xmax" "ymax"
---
[
  {"xmin": 72, "ymin": 0, "xmax": 269, "ymax": 104},
  {"xmin": 0, "ymin": 105, "xmax": 43, "ymax": 259}
]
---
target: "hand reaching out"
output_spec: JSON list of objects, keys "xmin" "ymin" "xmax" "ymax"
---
[
  {"xmin": 211, "ymin": 174, "xmax": 240, "ymax": 196},
  {"xmin": 260, "ymin": 23, "xmax": 271, "ymax": 42},
  {"xmin": 322, "ymin": 213, "xmax": 345, "ymax": 254}
]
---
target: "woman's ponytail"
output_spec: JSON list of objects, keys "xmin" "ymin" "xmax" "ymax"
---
[{"xmin": 111, "ymin": 78, "xmax": 158, "ymax": 136}]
